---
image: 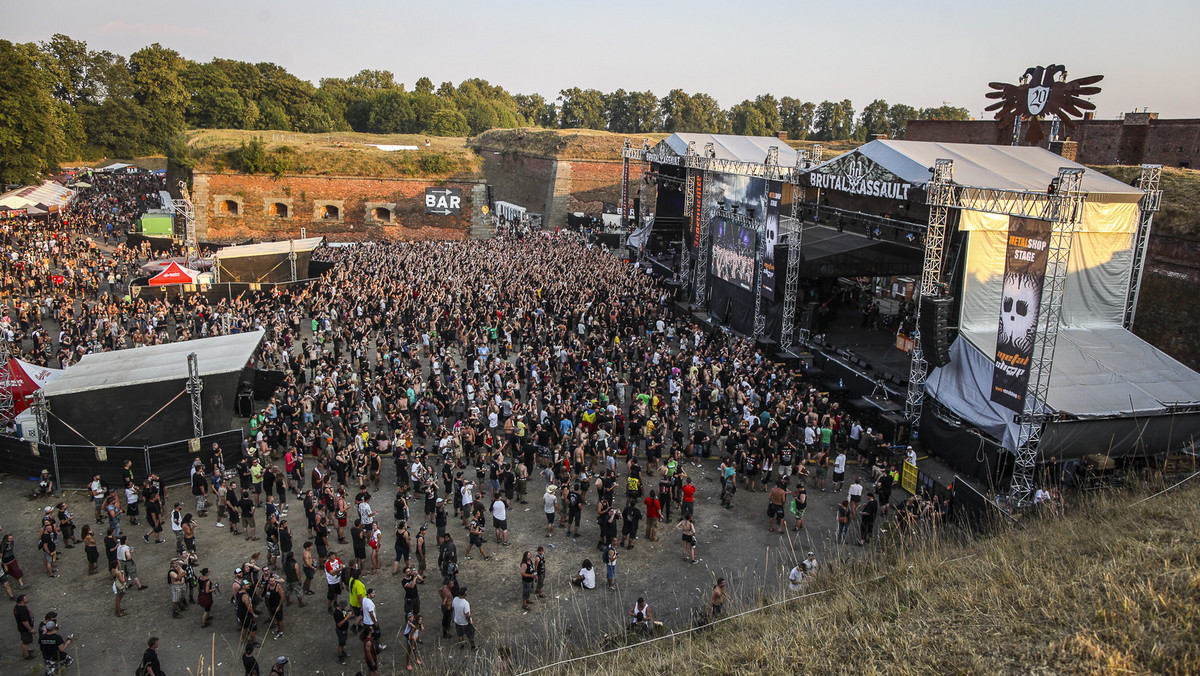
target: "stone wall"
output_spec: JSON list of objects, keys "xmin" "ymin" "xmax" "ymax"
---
[
  {"xmin": 478, "ymin": 151, "xmax": 640, "ymax": 228},
  {"xmin": 193, "ymin": 173, "xmax": 486, "ymax": 243}
]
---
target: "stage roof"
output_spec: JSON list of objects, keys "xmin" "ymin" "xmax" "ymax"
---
[
  {"xmin": 44, "ymin": 330, "xmax": 264, "ymax": 396},
  {"xmin": 816, "ymin": 140, "xmax": 1142, "ymax": 199},
  {"xmin": 659, "ymin": 133, "xmax": 801, "ymax": 166},
  {"xmin": 927, "ymin": 327, "xmax": 1200, "ymax": 451},
  {"xmin": 214, "ymin": 237, "xmax": 325, "ymax": 260}
]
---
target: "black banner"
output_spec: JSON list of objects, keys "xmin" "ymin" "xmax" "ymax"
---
[
  {"xmin": 762, "ymin": 180, "xmax": 781, "ymax": 300},
  {"xmin": 990, "ymin": 216, "xmax": 1052, "ymax": 413},
  {"xmin": 690, "ymin": 172, "xmax": 704, "ymax": 250},
  {"xmin": 620, "ymin": 157, "xmax": 630, "ymax": 229}
]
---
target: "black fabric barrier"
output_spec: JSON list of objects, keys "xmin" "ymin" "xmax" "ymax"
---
[{"xmin": 919, "ymin": 406, "xmax": 1011, "ymax": 488}]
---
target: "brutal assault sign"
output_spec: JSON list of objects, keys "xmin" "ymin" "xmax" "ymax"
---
[
  {"xmin": 808, "ymin": 152, "xmax": 913, "ymax": 201},
  {"xmin": 424, "ymin": 187, "xmax": 462, "ymax": 215}
]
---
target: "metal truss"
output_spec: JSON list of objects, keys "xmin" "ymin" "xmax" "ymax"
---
[
  {"xmin": 713, "ymin": 208, "xmax": 762, "ymax": 231},
  {"xmin": 0, "ymin": 336, "xmax": 12, "ymax": 421},
  {"xmin": 174, "ymin": 180, "xmax": 198, "ymax": 265},
  {"xmin": 1124, "ymin": 164, "xmax": 1163, "ymax": 328},
  {"xmin": 693, "ymin": 144, "xmax": 714, "ymax": 309},
  {"xmin": 624, "ymin": 141, "xmax": 800, "ymax": 182},
  {"xmin": 187, "ymin": 352, "xmax": 204, "ymax": 438},
  {"xmin": 906, "ymin": 159, "xmax": 955, "ymax": 425},
  {"xmin": 1010, "ymin": 167, "xmax": 1085, "ymax": 506},
  {"xmin": 33, "ymin": 389, "xmax": 49, "ymax": 446},
  {"xmin": 751, "ymin": 147, "xmax": 783, "ymax": 340}
]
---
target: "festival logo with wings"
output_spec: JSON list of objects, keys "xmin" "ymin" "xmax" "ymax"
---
[{"xmin": 986, "ymin": 65, "xmax": 1103, "ymax": 145}]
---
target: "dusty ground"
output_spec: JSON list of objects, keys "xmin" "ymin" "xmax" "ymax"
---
[{"xmin": 0, "ymin": 449, "xmax": 882, "ymax": 675}]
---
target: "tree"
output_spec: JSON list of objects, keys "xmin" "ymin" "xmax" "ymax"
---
[
  {"xmin": 0, "ymin": 40, "xmax": 66, "ymax": 184},
  {"xmin": 513, "ymin": 93, "xmax": 551, "ymax": 127},
  {"xmin": 557, "ymin": 88, "xmax": 605, "ymax": 129},
  {"xmin": 366, "ymin": 90, "xmax": 414, "ymax": 134},
  {"xmin": 661, "ymin": 90, "xmax": 726, "ymax": 133},
  {"xmin": 128, "ymin": 43, "xmax": 187, "ymax": 148},
  {"xmin": 414, "ymin": 77, "xmax": 434, "ymax": 95},
  {"xmin": 40, "ymin": 34, "xmax": 101, "ymax": 107},
  {"xmin": 886, "ymin": 103, "xmax": 919, "ymax": 139},
  {"xmin": 919, "ymin": 105, "xmax": 971, "ymax": 121},
  {"xmin": 463, "ymin": 100, "xmax": 499, "ymax": 135},
  {"xmin": 858, "ymin": 99, "xmax": 890, "ymax": 139},
  {"xmin": 779, "ymin": 97, "xmax": 815, "ymax": 140},
  {"xmin": 812, "ymin": 99, "xmax": 855, "ymax": 140},
  {"xmin": 346, "ymin": 69, "xmax": 397, "ymax": 91},
  {"xmin": 753, "ymin": 94, "xmax": 782, "ymax": 134},
  {"xmin": 729, "ymin": 100, "xmax": 768, "ymax": 136},
  {"xmin": 425, "ymin": 109, "xmax": 470, "ymax": 136}
]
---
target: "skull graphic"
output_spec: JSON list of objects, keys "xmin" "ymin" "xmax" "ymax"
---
[{"xmin": 998, "ymin": 273, "xmax": 1040, "ymax": 352}]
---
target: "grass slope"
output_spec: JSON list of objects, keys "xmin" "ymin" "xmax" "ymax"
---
[
  {"xmin": 560, "ymin": 483, "xmax": 1200, "ymax": 676},
  {"xmin": 182, "ymin": 129, "xmax": 480, "ymax": 178},
  {"xmin": 1090, "ymin": 165, "xmax": 1200, "ymax": 240}
]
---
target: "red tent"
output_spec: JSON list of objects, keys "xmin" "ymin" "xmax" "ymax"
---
[
  {"xmin": 1, "ymin": 358, "xmax": 62, "ymax": 419},
  {"xmin": 148, "ymin": 261, "xmax": 198, "ymax": 286}
]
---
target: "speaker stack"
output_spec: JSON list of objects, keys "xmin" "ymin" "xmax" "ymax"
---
[{"xmin": 919, "ymin": 296, "xmax": 954, "ymax": 367}]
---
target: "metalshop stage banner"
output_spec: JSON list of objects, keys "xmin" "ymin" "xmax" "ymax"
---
[{"xmin": 990, "ymin": 216, "xmax": 1052, "ymax": 413}]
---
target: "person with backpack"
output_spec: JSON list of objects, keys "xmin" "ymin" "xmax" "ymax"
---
[{"xmin": 565, "ymin": 483, "xmax": 583, "ymax": 537}]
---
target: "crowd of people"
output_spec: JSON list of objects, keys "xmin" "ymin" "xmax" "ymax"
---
[{"xmin": 0, "ymin": 171, "xmax": 949, "ymax": 674}]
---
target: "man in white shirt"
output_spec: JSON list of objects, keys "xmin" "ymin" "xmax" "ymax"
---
[
  {"xmin": 572, "ymin": 561, "xmax": 596, "ymax": 589},
  {"xmin": 542, "ymin": 486, "xmax": 558, "ymax": 537},
  {"xmin": 452, "ymin": 587, "xmax": 476, "ymax": 650},
  {"xmin": 491, "ymin": 495, "xmax": 509, "ymax": 546},
  {"xmin": 361, "ymin": 588, "xmax": 383, "ymax": 649},
  {"xmin": 169, "ymin": 503, "xmax": 185, "ymax": 554},
  {"xmin": 787, "ymin": 564, "xmax": 804, "ymax": 592}
]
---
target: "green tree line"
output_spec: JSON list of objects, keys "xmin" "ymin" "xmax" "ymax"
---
[{"xmin": 0, "ymin": 34, "xmax": 971, "ymax": 184}]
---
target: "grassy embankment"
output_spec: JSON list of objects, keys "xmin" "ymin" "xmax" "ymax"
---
[{"xmin": 547, "ymin": 481, "xmax": 1200, "ymax": 676}]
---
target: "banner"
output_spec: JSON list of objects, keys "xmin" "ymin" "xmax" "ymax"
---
[
  {"xmin": 690, "ymin": 172, "xmax": 704, "ymax": 250},
  {"xmin": 620, "ymin": 157, "xmax": 630, "ymax": 229},
  {"xmin": 761, "ymin": 180, "xmax": 781, "ymax": 300},
  {"xmin": 990, "ymin": 216, "xmax": 1052, "ymax": 413}
]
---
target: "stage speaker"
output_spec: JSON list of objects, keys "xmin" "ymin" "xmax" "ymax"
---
[
  {"xmin": 919, "ymin": 296, "xmax": 954, "ymax": 368},
  {"xmin": 486, "ymin": 184, "xmax": 494, "ymax": 209},
  {"xmin": 802, "ymin": 301, "xmax": 820, "ymax": 333},
  {"xmin": 633, "ymin": 197, "xmax": 641, "ymax": 223},
  {"xmin": 878, "ymin": 412, "xmax": 910, "ymax": 447}
]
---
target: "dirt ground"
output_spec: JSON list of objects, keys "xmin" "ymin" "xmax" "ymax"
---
[{"xmin": 0, "ymin": 448, "xmax": 882, "ymax": 675}]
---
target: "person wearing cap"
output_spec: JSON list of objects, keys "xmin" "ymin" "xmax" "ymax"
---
[
  {"xmin": 270, "ymin": 655, "xmax": 289, "ymax": 676},
  {"xmin": 905, "ymin": 446, "xmax": 918, "ymax": 466},
  {"xmin": 38, "ymin": 619, "xmax": 72, "ymax": 667},
  {"xmin": 542, "ymin": 484, "xmax": 558, "ymax": 537},
  {"xmin": 361, "ymin": 587, "xmax": 384, "ymax": 647},
  {"xmin": 802, "ymin": 550, "xmax": 819, "ymax": 576},
  {"xmin": 331, "ymin": 599, "xmax": 351, "ymax": 665}
]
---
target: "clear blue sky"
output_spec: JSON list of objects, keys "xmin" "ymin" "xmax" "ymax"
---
[{"xmin": 6, "ymin": 0, "xmax": 1198, "ymax": 119}]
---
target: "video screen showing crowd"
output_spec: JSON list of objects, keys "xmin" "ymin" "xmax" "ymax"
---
[{"xmin": 708, "ymin": 174, "xmax": 767, "ymax": 292}]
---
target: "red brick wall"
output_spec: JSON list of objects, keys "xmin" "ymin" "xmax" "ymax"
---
[
  {"xmin": 565, "ymin": 158, "xmax": 637, "ymax": 206},
  {"xmin": 906, "ymin": 118, "xmax": 1200, "ymax": 168},
  {"xmin": 195, "ymin": 173, "xmax": 481, "ymax": 243}
]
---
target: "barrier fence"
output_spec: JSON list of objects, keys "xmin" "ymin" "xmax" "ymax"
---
[{"xmin": 0, "ymin": 429, "xmax": 244, "ymax": 491}]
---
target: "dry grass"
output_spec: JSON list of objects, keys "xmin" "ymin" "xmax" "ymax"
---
[
  {"xmin": 1090, "ymin": 165, "xmax": 1200, "ymax": 239},
  {"xmin": 473, "ymin": 128, "xmax": 668, "ymax": 161},
  {"xmin": 183, "ymin": 129, "xmax": 481, "ymax": 178},
  {"xmin": 550, "ymin": 482, "xmax": 1200, "ymax": 676}
]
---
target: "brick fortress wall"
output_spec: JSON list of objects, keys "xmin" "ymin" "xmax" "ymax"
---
[
  {"xmin": 906, "ymin": 116, "xmax": 1200, "ymax": 168},
  {"xmin": 193, "ymin": 173, "xmax": 486, "ymax": 243},
  {"xmin": 479, "ymin": 152, "xmax": 635, "ymax": 227}
]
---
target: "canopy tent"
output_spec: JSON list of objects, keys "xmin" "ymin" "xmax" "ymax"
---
[
  {"xmin": 0, "ymin": 358, "xmax": 62, "ymax": 419},
  {"xmin": 0, "ymin": 181, "xmax": 75, "ymax": 214},
  {"xmin": 43, "ymin": 331, "xmax": 264, "ymax": 446},
  {"xmin": 148, "ymin": 261, "xmax": 200, "ymax": 286},
  {"xmin": 94, "ymin": 162, "xmax": 132, "ymax": 172},
  {"xmin": 656, "ymin": 133, "xmax": 801, "ymax": 166},
  {"xmin": 214, "ymin": 237, "xmax": 325, "ymax": 283}
]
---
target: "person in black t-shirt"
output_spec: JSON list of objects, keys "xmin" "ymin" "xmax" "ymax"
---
[
  {"xmin": 13, "ymin": 594, "xmax": 34, "ymax": 660},
  {"xmin": 38, "ymin": 619, "xmax": 72, "ymax": 666},
  {"xmin": 141, "ymin": 637, "xmax": 163, "ymax": 676}
]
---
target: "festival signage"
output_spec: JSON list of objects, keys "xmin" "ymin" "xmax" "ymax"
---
[
  {"xmin": 761, "ymin": 180, "xmax": 782, "ymax": 300},
  {"xmin": 808, "ymin": 152, "xmax": 913, "ymax": 201},
  {"xmin": 990, "ymin": 217, "xmax": 1052, "ymax": 413},
  {"xmin": 986, "ymin": 64, "xmax": 1104, "ymax": 146},
  {"xmin": 690, "ymin": 172, "xmax": 705, "ymax": 250},
  {"xmin": 424, "ymin": 188, "xmax": 462, "ymax": 215},
  {"xmin": 620, "ymin": 157, "xmax": 630, "ymax": 229}
]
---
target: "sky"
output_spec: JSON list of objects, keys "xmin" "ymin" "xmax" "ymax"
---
[{"xmin": 6, "ymin": 0, "xmax": 1199, "ymax": 119}]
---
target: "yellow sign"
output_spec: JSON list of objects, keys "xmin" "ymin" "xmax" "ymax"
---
[
  {"xmin": 481, "ymin": 205, "xmax": 490, "ymax": 214},
  {"xmin": 901, "ymin": 460, "xmax": 918, "ymax": 494}
]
